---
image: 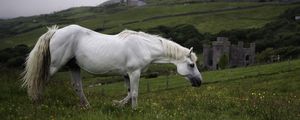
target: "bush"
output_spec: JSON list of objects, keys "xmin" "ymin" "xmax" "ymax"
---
[
  {"xmin": 0, "ymin": 51, "xmax": 12, "ymax": 63},
  {"xmin": 218, "ymin": 54, "xmax": 229, "ymax": 69},
  {"xmin": 14, "ymin": 44, "xmax": 30, "ymax": 55},
  {"xmin": 0, "ymin": 44, "xmax": 30, "ymax": 68},
  {"xmin": 274, "ymin": 47, "xmax": 300, "ymax": 60},
  {"xmin": 6, "ymin": 56, "xmax": 25, "ymax": 68},
  {"xmin": 256, "ymin": 48, "xmax": 275, "ymax": 63},
  {"xmin": 256, "ymin": 46, "xmax": 300, "ymax": 63}
]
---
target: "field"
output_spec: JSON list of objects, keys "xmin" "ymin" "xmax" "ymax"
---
[
  {"xmin": 1, "ymin": 1, "xmax": 300, "ymax": 120},
  {"xmin": 1, "ymin": 2, "xmax": 300, "ymax": 49},
  {"xmin": 1, "ymin": 59, "xmax": 299, "ymax": 120}
]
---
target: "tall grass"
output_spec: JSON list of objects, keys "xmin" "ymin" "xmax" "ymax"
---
[{"xmin": 0, "ymin": 59, "xmax": 299, "ymax": 119}]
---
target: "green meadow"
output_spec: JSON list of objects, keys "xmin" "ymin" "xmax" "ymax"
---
[{"xmin": 1, "ymin": 60, "xmax": 299, "ymax": 119}]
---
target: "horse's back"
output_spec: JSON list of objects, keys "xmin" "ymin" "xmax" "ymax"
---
[
  {"xmin": 50, "ymin": 24, "xmax": 118, "ymax": 55},
  {"xmin": 49, "ymin": 25, "xmax": 130, "ymax": 74},
  {"xmin": 49, "ymin": 25, "xmax": 105, "ymax": 70}
]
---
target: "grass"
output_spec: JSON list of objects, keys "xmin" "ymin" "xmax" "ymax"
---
[
  {"xmin": 0, "ymin": 59, "xmax": 299, "ymax": 119},
  {"xmin": 1, "ymin": 2, "xmax": 300, "ymax": 49}
]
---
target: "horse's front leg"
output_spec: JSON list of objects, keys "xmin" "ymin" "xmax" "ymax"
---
[
  {"xmin": 129, "ymin": 70, "xmax": 141, "ymax": 109},
  {"xmin": 113, "ymin": 70, "xmax": 140, "ymax": 109}
]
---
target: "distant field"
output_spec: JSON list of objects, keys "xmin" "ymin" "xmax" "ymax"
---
[
  {"xmin": 1, "ymin": 59, "xmax": 299, "ymax": 119},
  {"xmin": 81, "ymin": 2, "xmax": 298, "ymax": 33},
  {"xmin": 1, "ymin": 2, "xmax": 300, "ymax": 49}
]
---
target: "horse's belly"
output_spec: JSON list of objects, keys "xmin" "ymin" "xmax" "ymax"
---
[
  {"xmin": 74, "ymin": 38, "xmax": 144, "ymax": 74},
  {"xmin": 76, "ymin": 54, "xmax": 127, "ymax": 75},
  {"xmin": 79, "ymin": 63, "xmax": 125, "ymax": 74}
]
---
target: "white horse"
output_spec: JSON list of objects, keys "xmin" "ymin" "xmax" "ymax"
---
[{"xmin": 22, "ymin": 25, "xmax": 202, "ymax": 109}]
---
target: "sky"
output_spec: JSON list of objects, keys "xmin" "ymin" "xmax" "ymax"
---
[{"xmin": 0, "ymin": 0, "xmax": 108, "ymax": 19}]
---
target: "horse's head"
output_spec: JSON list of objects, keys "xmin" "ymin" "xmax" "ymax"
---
[{"xmin": 175, "ymin": 47, "xmax": 202, "ymax": 87}]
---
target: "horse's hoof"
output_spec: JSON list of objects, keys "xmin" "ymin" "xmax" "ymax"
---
[
  {"xmin": 131, "ymin": 106, "xmax": 141, "ymax": 111},
  {"xmin": 79, "ymin": 101, "xmax": 90, "ymax": 109},
  {"xmin": 112, "ymin": 100, "xmax": 125, "ymax": 107},
  {"xmin": 80, "ymin": 105, "xmax": 90, "ymax": 110},
  {"xmin": 112, "ymin": 100, "xmax": 119, "ymax": 104},
  {"xmin": 32, "ymin": 97, "xmax": 43, "ymax": 104},
  {"xmin": 112, "ymin": 100, "xmax": 121, "ymax": 106}
]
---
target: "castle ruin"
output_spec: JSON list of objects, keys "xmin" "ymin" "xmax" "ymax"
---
[
  {"xmin": 203, "ymin": 37, "xmax": 255, "ymax": 70},
  {"xmin": 121, "ymin": 0, "xmax": 146, "ymax": 6},
  {"xmin": 101, "ymin": 0, "xmax": 146, "ymax": 7}
]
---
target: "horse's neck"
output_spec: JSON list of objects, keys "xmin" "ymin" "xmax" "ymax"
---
[
  {"xmin": 129, "ymin": 37, "xmax": 173, "ymax": 64},
  {"xmin": 141, "ymin": 40, "xmax": 172, "ymax": 64},
  {"xmin": 150, "ymin": 41, "xmax": 179, "ymax": 64},
  {"xmin": 123, "ymin": 32, "xmax": 181, "ymax": 64},
  {"xmin": 152, "ymin": 57, "xmax": 175, "ymax": 64}
]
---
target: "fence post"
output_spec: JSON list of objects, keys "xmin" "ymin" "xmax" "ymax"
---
[
  {"xmin": 288, "ymin": 56, "xmax": 291, "ymax": 70},
  {"xmin": 166, "ymin": 75, "xmax": 169, "ymax": 89},
  {"xmin": 147, "ymin": 78, "xmax": 150, "ymax": 92},
  {"xmin": 166, "ymin": 71, "xmax": 172, "ymax": 89},
  {"xmin": 101, "ymin": 84, "xmax": 105, "ymax": 96}
]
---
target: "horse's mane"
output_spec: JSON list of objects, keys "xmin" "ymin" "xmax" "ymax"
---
[{"xmin": 117, "ymin": 30, "xmax": 197, "ymax": 62}]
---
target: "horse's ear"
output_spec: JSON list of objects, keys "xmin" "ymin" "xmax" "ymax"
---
[
  {"xmin": 189, "ymin": 47, "xmax": 193, "ymax": 54},
  {"xmin": 188, "ymin": 47, "xmax": 193, "ymax": 57}
]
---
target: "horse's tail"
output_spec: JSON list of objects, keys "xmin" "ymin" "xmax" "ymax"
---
[{"xmin": 22, "ymin": 25, "xmax": 59, "ymax": 101}]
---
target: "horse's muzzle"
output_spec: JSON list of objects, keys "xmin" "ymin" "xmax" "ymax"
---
[{"xmin": 187, "ymin": 75, "xmax": 202, "ymax": 87}]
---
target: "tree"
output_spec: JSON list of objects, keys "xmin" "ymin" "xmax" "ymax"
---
[
  {"xmin": 218, "ymin": 54, "xmax": 229, "ymax": 69},
  {"xmin": 256, "ymin": 48, "xmax": 275, "ymax": 63}
]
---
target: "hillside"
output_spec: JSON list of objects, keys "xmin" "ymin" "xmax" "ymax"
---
[
  {"xmin": 0, "ymin": 2, "xmax": 299, "ymax": 49},
  {"xmin": 1, "ymin": 59, "xmax": 299, "ymax": 119}
]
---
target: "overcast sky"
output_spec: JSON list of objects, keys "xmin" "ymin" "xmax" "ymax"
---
[{"xmin": 0, "ymin": 0, "xmax": 108, "ymax": 19}]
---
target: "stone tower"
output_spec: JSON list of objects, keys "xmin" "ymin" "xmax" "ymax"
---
[{"xmin": 203, "ymin": 37, "xmax": 255, "ymax": 70}]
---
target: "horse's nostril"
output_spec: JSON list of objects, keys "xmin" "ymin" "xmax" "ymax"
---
[
  {"xmin": 187, "ymin": 75, "xmax": 202, "ymax": 87},
  {"xmin": 194, "ymin": 82, "xmax": 200, "ymax": 87}
]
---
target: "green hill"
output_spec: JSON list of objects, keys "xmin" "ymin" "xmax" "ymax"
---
[{"xmin": 0, "ymin": 2, "xmax": 299, "ymax": 49}]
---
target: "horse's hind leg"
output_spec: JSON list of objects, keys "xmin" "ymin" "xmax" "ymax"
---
[{"xmin": 68, "ymin": 59, "xmax": 90, "ymax": 108}]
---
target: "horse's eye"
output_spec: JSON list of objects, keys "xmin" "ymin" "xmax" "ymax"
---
[{"xmin": 189, "ymin": 63, "xmax": 195, "ymax": 68}]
